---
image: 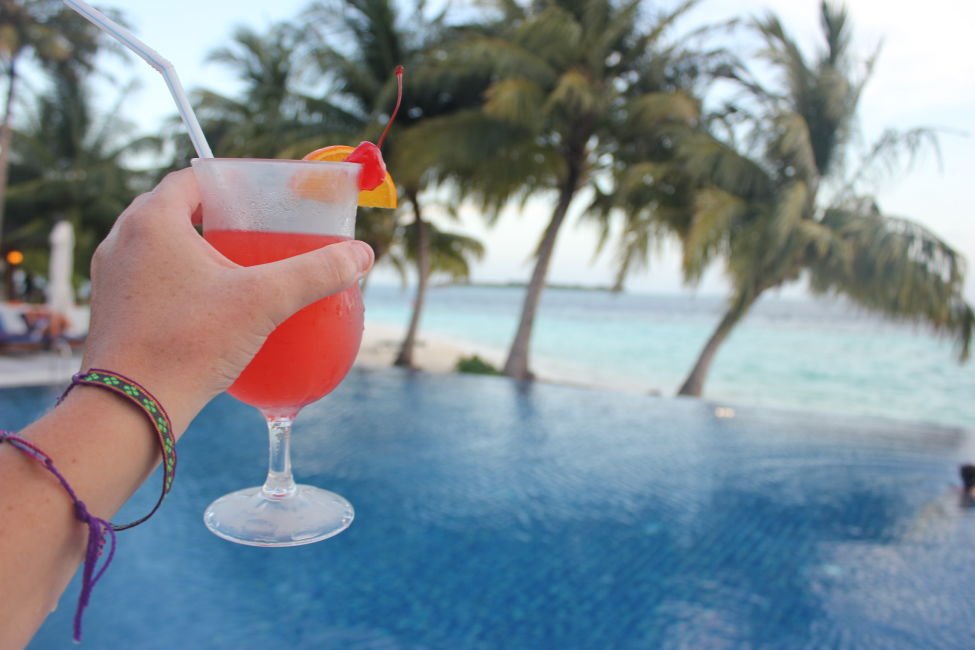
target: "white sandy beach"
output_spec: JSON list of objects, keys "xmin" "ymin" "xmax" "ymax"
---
[{"xmin": 354, "ymin": 321, "xmax": 500, "ymax": 374}]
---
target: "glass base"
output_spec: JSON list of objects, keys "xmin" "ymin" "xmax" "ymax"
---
[{"xmin": 203, "ymin": 485, "xmax": 354, "ymax": 547}]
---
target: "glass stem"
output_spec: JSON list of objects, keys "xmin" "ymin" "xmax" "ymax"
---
[{"xmin": 262, "ymin": 416, "xmax": 297, "ymax": 499}]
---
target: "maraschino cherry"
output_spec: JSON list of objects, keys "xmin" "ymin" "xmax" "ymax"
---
[{"xmin": 345, "ymin": 65, "xmax": 404, "ymax": 191}]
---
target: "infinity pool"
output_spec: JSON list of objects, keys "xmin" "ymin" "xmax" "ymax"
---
[{"xmin": 6, "ymin": 369, "xmax": 974, "ymax": 649}]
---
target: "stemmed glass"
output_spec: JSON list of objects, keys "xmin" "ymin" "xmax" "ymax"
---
[{"xmin": 192, "ymin": 158, "xmax": 363, "ymax": 547}]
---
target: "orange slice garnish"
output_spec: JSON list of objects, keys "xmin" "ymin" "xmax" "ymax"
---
[{"xmin": 303, "ymin": 145, "xmax": 398, "ymax": 209}]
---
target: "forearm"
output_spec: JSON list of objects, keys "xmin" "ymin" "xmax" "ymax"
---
[
  {"xmin": 0, "ymin": 167, "xmax": 372, "ymax": 648},
  {"xmin": 0, "ymin": 386, "xmax": 191, "ymax": 648}
]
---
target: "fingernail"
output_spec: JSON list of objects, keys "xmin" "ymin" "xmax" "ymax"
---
[{"xmin": 352, "ymin": 241, "xmax": 374, "ymax": 270}]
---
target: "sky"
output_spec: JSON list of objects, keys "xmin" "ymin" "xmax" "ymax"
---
[{"xmin": 67, "ymin": 0, "xmax": 975, "ymax": 299}]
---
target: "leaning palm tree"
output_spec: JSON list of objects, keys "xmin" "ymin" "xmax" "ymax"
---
[
  {"xmin": 617, "ymin": 2, "xmax": 972, "ymax": 396},
  {"xmin": 399, "ymin": 0, "xmax": 703, "ymax": 379},
  {"xmin": 0, "ymin": 0, "xmax": 111, "ymax": 273},
  {"xmin": 392, "ymin": 218, "xmax": 485, "ymax": 364},
  {"xmin": 305, "ymin": 0, "xmax": 489, "ymax": 368}
]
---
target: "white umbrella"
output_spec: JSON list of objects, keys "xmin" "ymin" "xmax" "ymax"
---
[{"xmin": 47, "ymin": 220, "xmax": 75, "ymax": 317}]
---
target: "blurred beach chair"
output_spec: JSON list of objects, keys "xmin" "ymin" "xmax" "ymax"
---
[
  {"xmin": 0, "ymin": 305, "xmax": 85, "ymax": 354},
  {"xmin": 0, "ymin": 306, "xmax": 44, "ymax": 353}
]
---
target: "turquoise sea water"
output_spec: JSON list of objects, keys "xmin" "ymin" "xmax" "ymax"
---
[{"xmin": 364, "ymin": 285, "xmax": 975, "ymax": 431}]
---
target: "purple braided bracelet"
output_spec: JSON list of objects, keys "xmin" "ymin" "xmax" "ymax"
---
[{"xmin": 0, "ymin": 431, "xmax": 117, "ymax": 643}]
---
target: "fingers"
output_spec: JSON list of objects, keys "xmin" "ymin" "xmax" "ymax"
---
[
  {"xmin": 119, "ymin": 169, "xmax": 202, "ymax": 231},
  {"xmin": 148, "ymin": 169, "xmax": 202, "ymax": 222},
  {"xmin": 250, "ymin": 241, "xmax": 374, "ymax": 325}
]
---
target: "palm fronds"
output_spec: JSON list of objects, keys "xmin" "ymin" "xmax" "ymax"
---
[{"xmin": 811, "ymin": 204, "xmax": 972, "ymax": 359}]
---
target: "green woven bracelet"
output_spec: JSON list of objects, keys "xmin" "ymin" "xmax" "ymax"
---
[{"xmin": 59, "ymin": 369, "xmax": 177, "ymax": 531}]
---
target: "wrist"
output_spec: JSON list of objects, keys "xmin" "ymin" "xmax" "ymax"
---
[
  {"xmin": 78, "ymin": 352, "xmax": 208, "ymax": 438},
  {"xmin": 60, "ymin": 369, "xmax": 178, "ymax": 530},
  {"xmin": 20, "ymin": 387, "xmax": 161, "ymax": 519}
]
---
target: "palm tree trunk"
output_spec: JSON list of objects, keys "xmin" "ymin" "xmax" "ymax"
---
[
  {"xmin": 677, "ymin": 291, "xmax": 759, "ymax": 397},
  {"xmin": 394, "ymin": 192, "xmax": 430, "ymax": 369},
  {"xmin": 502, "ymin": 165, "xmax": 581, "ymax": 380},
  {"xmin": 611, "ymin": 249, "xmax": 632, "ymax": 293},
  {"xmin": 0, "ymin": 59, "xmax": 19, "ymax": 298}
]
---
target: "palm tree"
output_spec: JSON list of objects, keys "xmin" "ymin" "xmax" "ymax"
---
[
  {"xmin": 4, "ymin": 76, "xmax": 157, "ymax": 283},
  {"xmin": 305, "ymin": 0, "xmax": 488, "ymax": 368},
  {"xmin": 182, "ymin": 21, "xmax": 357, "ymax": 161},
  {"xmin": 611, "ymin": 2, "xmax": 972, "ymax": 396},
  {"xmin": 392, "ymin": 216, "xmax": 486, "ymax": 363},
  {"xmin": 168, "ymin": 16, "xmax": 404, "ymax": 289},
  {"xmin": 398, "ymin": 0, "xmax": 703, "ymax": 379},
  {"xmin": 391, "ymin": 191, "xmax": 431, "ymax": 368},
  {"xmin": 406, "ymin": 220, "xmax": 485, "ymax": 282},
  {"xmin": 0, "ymin": 0, "xmax": 110, "ymax": 275}
]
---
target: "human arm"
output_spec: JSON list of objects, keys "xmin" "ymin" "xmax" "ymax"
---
[{"xmin": 0, "ymin": 169, "xmax": 374, "ymax": 647}]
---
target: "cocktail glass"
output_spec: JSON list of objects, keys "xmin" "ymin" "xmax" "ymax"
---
[{"xmin": 192, "ymin": 158, "xmax": 363, "ymax": 547}]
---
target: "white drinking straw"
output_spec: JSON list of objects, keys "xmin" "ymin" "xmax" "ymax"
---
[{"xmin": 63, "ymin": 0, "xmax": 214, "ymax": 158}]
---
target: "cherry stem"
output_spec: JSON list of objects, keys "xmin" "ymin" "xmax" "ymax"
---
[{"xmin": 376, "ymin": 65, "xmax": 404, "ymax": 151}]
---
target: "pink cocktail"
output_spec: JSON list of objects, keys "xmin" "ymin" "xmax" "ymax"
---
[
  {"xmin": 206, "ymin": 230, "xmax": 363, "ymax": 414},
  {"xmin": 193, "ymin": 158, "xmax": 362, "ymax": 547}
]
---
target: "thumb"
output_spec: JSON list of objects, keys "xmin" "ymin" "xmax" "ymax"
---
[{"xmin": 249, "ymin": 240, "xmax": 374, "ymax": 325}]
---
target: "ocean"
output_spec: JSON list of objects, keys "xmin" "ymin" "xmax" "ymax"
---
[{"xmin": 364, "ymin": 284, "xmax": 975, "ymax": 431}]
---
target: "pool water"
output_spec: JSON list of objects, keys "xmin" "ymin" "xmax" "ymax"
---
[{"xmin": 6, "ymin": 370, "xmax": 974, "ymax": 649}]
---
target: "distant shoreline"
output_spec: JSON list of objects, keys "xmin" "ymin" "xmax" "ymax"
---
[
  {"xmin": 431, "ymin": 280, "xmax": 617, "ymax": 293},
  {"xmin": 3, "ymin": 302, "xmax": 972, "ymax": 436},
  {"xmin": 3, "ymin": 324, "xmax": 972, "ymax": 439}
]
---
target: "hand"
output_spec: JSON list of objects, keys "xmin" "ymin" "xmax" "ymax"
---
[{"xmin": 81, "ymin": 169, "xmax": 374, "ymax": 433}]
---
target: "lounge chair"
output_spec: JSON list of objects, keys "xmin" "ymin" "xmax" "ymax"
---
[
  {"xmin": 0, "ymin": 310, "xmax": 45, "ymax": 353},
  {"xmin": 0, "ymin": 307, "xmax": 85, "ymax": 353}
]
